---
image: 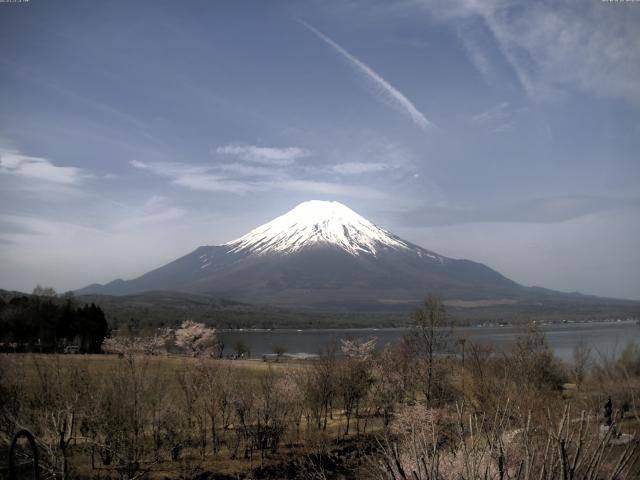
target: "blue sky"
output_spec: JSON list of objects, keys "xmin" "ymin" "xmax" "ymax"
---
[{"xmin": 1, "ymin": 0, "xmax": 639, "ymax": 299}]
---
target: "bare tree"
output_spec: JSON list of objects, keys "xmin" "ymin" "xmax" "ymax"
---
[
  {"xmin": 281, "ymin": 369, "xmax": 306, "ymax": 438},
  {"xmin": 176, "ymin": 360, "xmax": 209, "ymax": 461},
  {"xmin": 509, "ymin": 324, "xmax": 567, "ymax": 414},
  {"xmin": 233, "ymin": 340, "xmax": 250, "ymax": 359},
  {"xmin": 410, "ymin": 294, "xmax": 452, "ymax": 406},
  {"xmin": 300, "ymin": 343, "xmax": 338, "ymax": 431},
  {"xmin": 372, "ymin": 401, "xmax": 640, "ymax": 480},
  {"xmin": 371, "ymin": 347, "xmax": 407, "ymax": 429},
  {"xmin": 272, "ymin": 344, "xmax": 288, "ymax": 361},
  {"xmin": 0, "ymin": 356, "xmax": 22, "ymax": 445},
  {"xmin": 29, "ymin": 357, "xmax": 91, "ymax": 479},
  {"xmin": 253, "ymin": 366, "xmax": 289, "ymax": 459},
  {"xmin": 571, "ymin": 340, "xmax": 592, "ymax": 390},
  {"xmin": 338, "ymin": 337, "xmax": 376, "ymax": 435},
  {"xmin": 32, "ymin": 285, "xmax": 57, "ymax": 297},
  {"xmin": 192, "ymin": 358, "xmax": 233, "ymax": 455},
  {"xmin": 90, "ymin": 349, "xmax": 168, "ymax": 478}
]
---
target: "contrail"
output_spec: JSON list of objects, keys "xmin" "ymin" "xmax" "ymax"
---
[{"xmin": 299, "ymin": 20, "xmax": 438, "ymax": 131}]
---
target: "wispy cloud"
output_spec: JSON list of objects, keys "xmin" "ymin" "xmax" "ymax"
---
[
  {"xmin": 332, "ymin": 162, "xmax": 389, "ymax": 175},
  {"xmin": 420, "ymin": 0, "xmax": 640, "ymax": 105},
  {"xmin": 173, "ymin": 176, "xmax": 259, "ymax": 194},
  {"xmin": 0, "ymin": 212, "xmax": 105, "ymax": 240},
  {"xmin": 299, "ymin": 20, "xmax": 438, "ymax": 131},
  {"xmin": 130, "ymin": 160, "xmax": 258, "ymax": 194},
  {"xmin": 129, "ymin": 160, "xmax": 204, "ymax": 176},
  {"xmin": 399, "ymin": 195, "xmax": 640, "ymax": 227},
  {"xmin": 461, "ymin": 35, "xmax": 492, "ymax": 79},
  {"xmin": 470, "ymin": 102, "xmax": 510, "ymax": 125},
  {"xmin": 469, "ymin": 101, "xmax": 517, "ymax": 132},
  {"xmin": 456, "ymin": 19, "xmax": 495, "ymax": 82},
  {"xmin": 0, "ymin": 147, "xmax": 87, "ymax": 184},
  {"xmin": 114, "ymin": 195, "xmax": 186, "ymax": 230},
  {"xmin": 215, "ymin": 145, "xmax": 311, "ymax": 166},
  {"xmin": 313, "ymin": 135, "xmax": 418, "ymax": 182},
  {"xmin": 0, "ymin": 210, "xmax": 206, "ymax": 292},
  {"xmin": 215, "ymin": 163, "xmax": 285, "ymax": 178},
  {"xmin": 278, "ymin": 180, "xmax": 386, "ymax": 199},
  {"xmin": 0, "ymin": 218, "xmax": 42, "ymax": 235},
  {"xmin": 130, "ymin": 159, "xmax": 385, "ymax": 199}
]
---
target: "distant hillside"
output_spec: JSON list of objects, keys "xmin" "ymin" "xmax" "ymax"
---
[
  {"xmin": 73, "ymin": 290, "xmax": 406, "ymax": 329},
  {"xmin": 3, "ymin": 288, "xmax": 636, "ymax": 331}
]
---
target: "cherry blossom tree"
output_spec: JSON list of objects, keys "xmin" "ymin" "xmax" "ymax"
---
[
  {"xmin": 174, "ymin": 320, "xmax": 218, "ymax": 357},
  {"xmin": 340, "ymin": 336, "xmax": 377, "ymax": 359},
  {"xmin": 101, "ymin": 329, "xmax": 170, "ymax": 356}
]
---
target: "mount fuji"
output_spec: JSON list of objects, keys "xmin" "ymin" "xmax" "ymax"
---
[{"xmin": 76, "ymin": 201, "xmax": 589, "ymax": 310}]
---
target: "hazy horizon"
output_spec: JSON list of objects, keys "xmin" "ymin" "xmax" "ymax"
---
[{"xmin": 1, "ymin": 0, "xmax": 639, "ymax": 300}]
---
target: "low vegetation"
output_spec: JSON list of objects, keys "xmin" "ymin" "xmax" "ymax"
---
[{"xmin": 0, "ymin": 295, "xmax": 639, "ymax": 479}]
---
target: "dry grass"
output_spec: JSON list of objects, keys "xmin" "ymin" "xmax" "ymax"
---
[
  {"xmin": 2, "ymin": 335, "xmax": 639, "ymax": 480},
  {"xmin": 1, "ymin": 352, "xmax": 308, "ymax": 387}
]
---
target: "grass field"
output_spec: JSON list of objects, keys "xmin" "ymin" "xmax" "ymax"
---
[
  {"xmin": 2, "ymin": 344, "xmax": 639, "ymax": 479},
  {"xmin": 1, "ymin": 352, "xmax": 312, "ymax": 404},
  {"xmin": 0, "ymin": 352, "xmax": 376, "ymax": 479},
  {"xmin": 3, "ymin": 352, "xmax": 306, "ymax": 377}
]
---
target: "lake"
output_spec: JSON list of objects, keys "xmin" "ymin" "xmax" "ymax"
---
[{"xmin": 218, "ymin": 321, "xmax": 640, "ymax": 362}]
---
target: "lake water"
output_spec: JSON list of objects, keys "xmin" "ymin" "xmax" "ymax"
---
[{"xmin": 218, "ymin": 321, "xmax": 640, "ymax": 362}]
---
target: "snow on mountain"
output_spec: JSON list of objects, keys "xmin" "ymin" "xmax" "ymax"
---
[
  {"xmin": 224, "ymin": 200, "xmax": 417, "ymax": 256},
  {"xmin": 76, "ymin": 199, "xmax": 528, "ymax": 308}
]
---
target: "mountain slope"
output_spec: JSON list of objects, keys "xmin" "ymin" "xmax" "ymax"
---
[{"xmin": 76, "ymin": 200, "xmax": 585, "ymax": 310}]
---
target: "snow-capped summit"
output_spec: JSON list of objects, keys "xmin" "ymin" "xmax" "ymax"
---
[
  {"xmin": 225, "ymin": 200, "xmax": 411, "ymax": 256},
  {"xmin": 77, "ymin": 199, "xmax": 525, "ymax": 310}
]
